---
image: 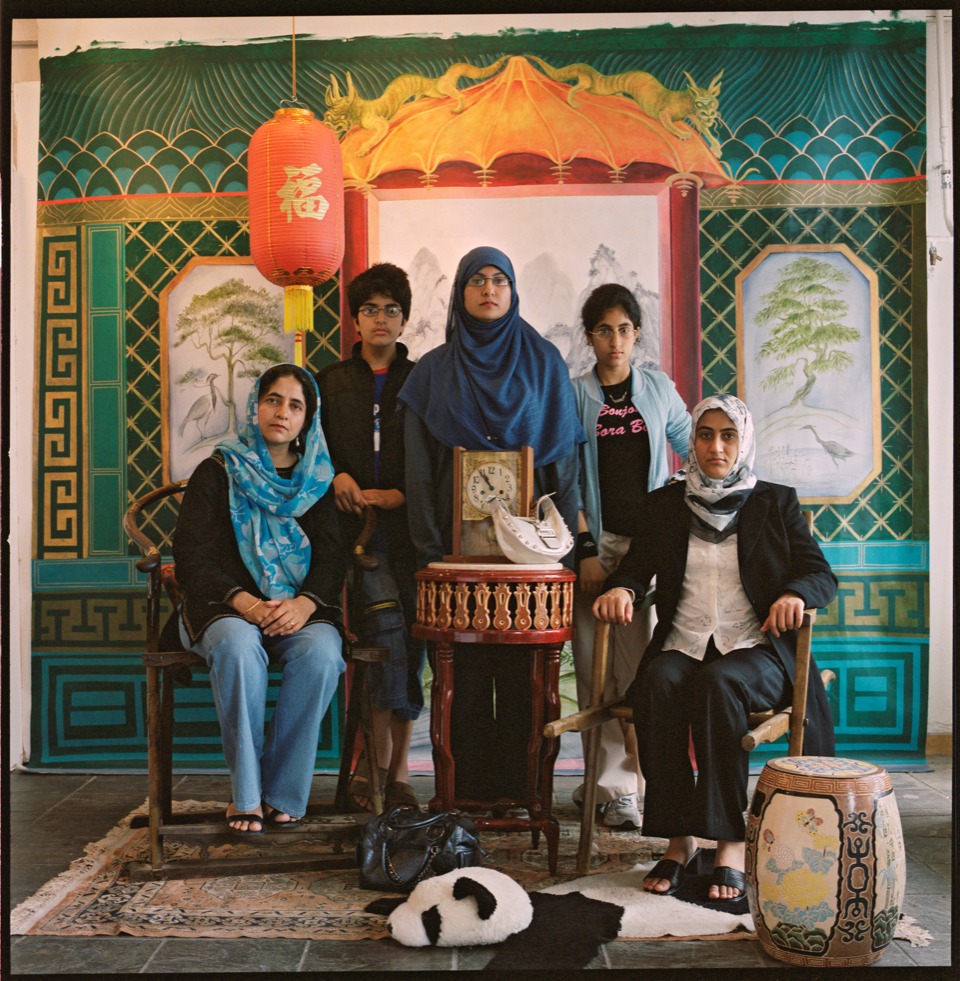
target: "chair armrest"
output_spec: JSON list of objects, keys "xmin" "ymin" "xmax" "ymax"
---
[
  {"xmin": 543, "ymin": 698, "xmax": 626, "ymax": 738},
  {"xmin": 123, "ymin": 480, "xmax": 188, "ymax": 572}
]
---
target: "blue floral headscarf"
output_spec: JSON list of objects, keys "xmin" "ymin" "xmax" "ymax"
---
[
  {"xmin": 218, "ymin": 365, "xmax": 334, "ymax": 598},
  {"xmin": 397, "ymin": 246, "xmax": 586, "ymax": 466}
]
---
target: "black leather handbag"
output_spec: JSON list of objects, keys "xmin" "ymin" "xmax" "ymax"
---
[{"xmin": 356, "ymin": 805, "xmax": 482, "ymax": 892}]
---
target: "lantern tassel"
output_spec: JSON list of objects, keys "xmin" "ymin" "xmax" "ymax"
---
[{"xmin": 284, "ymin": 284, "xmax": 314, "ymax": 334}]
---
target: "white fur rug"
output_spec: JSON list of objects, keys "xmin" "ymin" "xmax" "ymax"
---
[{"xmin": 542, "ymin": 862, "xmax": 754, "ymax": 939}]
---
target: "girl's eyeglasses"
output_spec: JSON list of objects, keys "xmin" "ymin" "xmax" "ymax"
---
[
  {"xmin": 591, "ymin": 326, "xmax": 638, "ymax": 340},
  {"xmin": 465, "ymin": 275, "xmax": 511, "ymax": 288}
]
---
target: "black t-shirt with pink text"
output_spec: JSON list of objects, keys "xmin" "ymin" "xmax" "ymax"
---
[{"xmin": 596, "ymin": 382, "xmax": 650, "ymax": 538}]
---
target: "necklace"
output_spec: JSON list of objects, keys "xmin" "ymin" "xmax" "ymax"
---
[{"xmin": 601, "ymin": 379, "xmax": 630, "ymax": 405}]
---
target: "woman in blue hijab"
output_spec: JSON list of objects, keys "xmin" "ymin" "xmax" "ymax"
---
[
  {"xmin": 399, "ymin": 246, "xmax": 585, "ymax": 801},
  {"xmin": 173, "ymin": 364, "xmax": 347, "ymax": 833}
]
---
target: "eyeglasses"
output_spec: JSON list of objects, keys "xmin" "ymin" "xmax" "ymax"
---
[
  {"xmin": 358, "ymin": 304, "xmax": 403, "ymax": 319},
  {"xmin": 465, "ymin": 275, "xmax": 511, "ymax": 288},
  {"xmin": 590, "ymin": 326, "xmax": 638, "ymax": 341}
]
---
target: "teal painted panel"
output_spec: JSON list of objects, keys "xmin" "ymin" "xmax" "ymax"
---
[
  {"xmin": 819, "ymin": 540, "xmax": 928, "ymax": 571},
  {"xmin": 29, "ymin": 652, "xmax": 346, "ymax": 769},
  {"xmin": 34, "ymin": 558, "xmax": 145, "ymax": 589},
  {"xmin": 749, "ymin": 637, "xmax": 927, "ymax": 767},
  {"xmin": 90, "ymin": 313, "xmax": 121, "ymax": 382},
  {"xmin": 89, "ymin": 473, "xmax": 123, "ymax": 553},
  {"xmin": 88, "ymin": 226, "xmax": 122, "ymax": 308},
  {"xmin": 819, "ymin": 543, "xmax": 867, "ymax": 568},
  {"xmin": 863, "ymin": 541, "xmax": 928, "ymax": 569},
  {"xmin": 90, "ymin": 387, "xmax": 121, "ymax": 469}
]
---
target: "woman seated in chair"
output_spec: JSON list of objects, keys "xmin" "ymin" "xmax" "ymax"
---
[
  {"xmin": 173, "ymin": 363, "xmax": 347, "ymax": 834},
  {"xmin": 593, "ymin": 394, "xmax": 837, "ymax": 901}
]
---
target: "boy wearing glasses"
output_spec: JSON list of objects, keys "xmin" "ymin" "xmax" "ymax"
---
[
  {"xmin": 571, "ymin": 283, "xmax": 691, "ymax": 828},
  {"xmin": 316, "ymin": 262, "xmax": 424, "ymax": 811}
]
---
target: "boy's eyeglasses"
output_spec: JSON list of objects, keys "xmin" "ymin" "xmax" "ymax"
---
[
  {"xmin": 358, "ymin": 304, "xmax": 403, "ymax": 319},
  {"xmin": 591, "ymin": 326, "xmax": 638, "ymax": 340},
  {"xmin": 465, "ymin": 275, "xmax": 511, "ymax": 288}
]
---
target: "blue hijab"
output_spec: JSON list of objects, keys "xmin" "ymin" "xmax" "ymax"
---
[
  {"xmin": 218, "ymin": 365, "xmax": 334, "ymax": 598},
  {"xmin": 397, "ymin": 246, "xmax": 586, "ymax": 466}
]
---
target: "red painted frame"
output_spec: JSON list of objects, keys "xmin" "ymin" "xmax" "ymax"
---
[{"xmin": 340, "ymin": 156, "xmax": 703, "ymax": 408}]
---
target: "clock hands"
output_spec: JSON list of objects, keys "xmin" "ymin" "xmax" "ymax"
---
[{"xmin": 479, "ymin": 471, "xmax": 495, "ymax": 491}]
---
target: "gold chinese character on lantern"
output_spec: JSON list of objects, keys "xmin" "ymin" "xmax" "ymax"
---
[{"xmin": 277, "ymin": 163, "xmax": 330, "ymax": 221}]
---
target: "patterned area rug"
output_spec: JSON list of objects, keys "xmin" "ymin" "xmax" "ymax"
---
[{"xmin": 11, "ymin": 800, "xmax": 672, "ymax": 940}]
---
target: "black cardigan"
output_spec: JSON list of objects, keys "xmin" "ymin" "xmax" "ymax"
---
[
  {"xmin": 316, "ymin": 342, "xmax": 415, "ymax": 561},
  {"xmin": 171, "ymin": 453, "xmax": 347, "ymax": 648},
  {"xmin": 606, "ymin": 479, "xmax": 839, "ymax": 755}
]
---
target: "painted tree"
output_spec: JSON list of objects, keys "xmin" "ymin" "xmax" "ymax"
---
[
  {"xmin": 174, "ymin": 278, "xmax": 287, "ymax": 435},
  {"xmin": 755, "ymin": 256, "xmax": 861, "ymax": 407}
]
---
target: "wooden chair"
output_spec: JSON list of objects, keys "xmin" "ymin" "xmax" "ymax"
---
[
  {"xmin": 544, "ymin": 511, "xmax": 833, "ymax": 874},
  {"xmin": 123, "ymin": 480, "xmax": 387, "ymax": 880}
]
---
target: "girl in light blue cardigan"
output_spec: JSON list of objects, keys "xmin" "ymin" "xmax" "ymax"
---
[{"xmin": 571, "ymin": 284, "xmax": 691, "ymax": 828}]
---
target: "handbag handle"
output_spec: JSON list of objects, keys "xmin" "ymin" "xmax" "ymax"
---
[{"xmin": 378, "ymin": 808, "xmax": 459, "ymax": 886}]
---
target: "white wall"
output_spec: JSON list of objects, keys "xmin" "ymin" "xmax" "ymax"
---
[
  {"xmin": 8, "ymin": 88, "xmax": 40, "ymax": 768},
  {"xmin": 924, "ymin": 11, "xmax": 953, "ymax": 735}
]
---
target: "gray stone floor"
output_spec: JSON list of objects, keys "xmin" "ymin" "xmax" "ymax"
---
[{"xmin": 6, "ymin": 761, "xmax": 953, "ymax": 975}]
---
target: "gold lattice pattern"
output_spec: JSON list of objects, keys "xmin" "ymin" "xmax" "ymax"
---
[
  {"xmin": 124, "ymin": 218, "xmax": 340, "ymax": 549},
  {"xmin": 700, "ymin": 204, "xmax": 914, "ymax": 542}
]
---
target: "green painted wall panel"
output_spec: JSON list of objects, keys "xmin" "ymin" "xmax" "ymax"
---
[
  {"xmin": 88, "ymin": 226, "xmax": 122, "ymax": 308},
  {"xmin": 90, "ymin": 313, "xmax": 121, "ymax": 382},
  {"xmin": 90, "ymin": 387, "xmax": 121, "ymax": 469},
  {"xmin": 89, "ymin": 473, "xmax": 123, "ymax": 553}
]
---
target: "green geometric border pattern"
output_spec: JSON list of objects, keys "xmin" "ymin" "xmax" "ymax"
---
[
  {"xmin": 30, "ymin": 652, "xmax": 345, "ymax": 769},
  {"xmin": 35, "ymin": 227, "xmax": 85, "ymax": 559},
  {"xmin": 699, "ymin": 202, "xmax": 918, "ymax": 542}
]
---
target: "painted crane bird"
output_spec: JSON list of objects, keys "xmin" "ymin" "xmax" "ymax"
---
[
  {"xmin": 179, "ymin": 372, "xmax": 223, "ymax": 443},
  {"xmin": 800, "ymin": 425, "xmax": 854, "ymax": 471}
]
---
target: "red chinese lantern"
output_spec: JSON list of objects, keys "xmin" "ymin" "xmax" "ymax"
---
[{"xmin": 248, "ymin": 107, "xmax": 344, "ymax": 360}]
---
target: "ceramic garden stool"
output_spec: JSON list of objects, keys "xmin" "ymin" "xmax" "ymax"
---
[{"xmin": 745, "ymin": 756, "xmax": 906, "ymax": 967}]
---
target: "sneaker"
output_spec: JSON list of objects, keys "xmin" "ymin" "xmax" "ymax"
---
[{"xmin": 600, "ymin": 794, "xmax": 641, "ymax": 829}]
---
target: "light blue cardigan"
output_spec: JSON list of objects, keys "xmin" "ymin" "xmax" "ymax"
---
[{"xmin": 573, "ymin": 362, "xmax": 692, "ymax": 543}]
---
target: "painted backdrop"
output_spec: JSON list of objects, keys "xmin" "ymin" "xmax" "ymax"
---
[{"xmin": 30, "ymin": 15, "xmax": 928, "ymax": 771}]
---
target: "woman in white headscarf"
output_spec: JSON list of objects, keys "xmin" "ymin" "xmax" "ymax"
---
[{"xmin": 594, "ymin": 395, "xmax": 837, "ymax": 903}]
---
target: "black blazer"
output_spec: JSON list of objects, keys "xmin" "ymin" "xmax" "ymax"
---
[{"xmin": 605, "ymin": 479, "xmax": 838, "ymax": 754}]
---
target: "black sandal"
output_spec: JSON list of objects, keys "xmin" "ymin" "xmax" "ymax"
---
[
  {"xmin": 709, "ymin": 865, "xmax": 746, "ymax": 901},
  {"xmin": 225, "ymin": 809, "xmax": 264, "ymax": 836},
  {"xmin": 643, "ymin": 848, "xmax": 701, "ymax": 896},
  {"xmin": 384, "ymin": 781, "xmax": 419, "ymax": 810},
  {"xmin": 264, "ymin": 806, "xmax": 301, "ymax": 830}
]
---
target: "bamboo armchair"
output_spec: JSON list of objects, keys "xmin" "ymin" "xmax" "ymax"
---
[
  {"xmin": 123, "ymin": 480, "xmax": 386, "ymax": 880},
  {"xmin": 544, "ymin": 511, "xmax": 833, "ymax": 874}
]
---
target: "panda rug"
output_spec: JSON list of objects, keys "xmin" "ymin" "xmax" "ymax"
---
[{"xmin": 365, "ymin": 857, "xmax": 753, "ymax": 971}]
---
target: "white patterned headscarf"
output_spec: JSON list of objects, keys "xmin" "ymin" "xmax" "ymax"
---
[{"xmin": 684, "ymin": 394, "xmax": 757, "ymax": 542}]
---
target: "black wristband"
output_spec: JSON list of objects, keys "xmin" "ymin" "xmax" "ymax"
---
[{"xmin": 576, "ymin": 531, "xmax": 599, "ymax": 561}]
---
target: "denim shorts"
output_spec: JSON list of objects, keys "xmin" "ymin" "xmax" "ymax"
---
[{"xmin": 356, "ymin": 545, "xmax": 425, "ymax": 721}]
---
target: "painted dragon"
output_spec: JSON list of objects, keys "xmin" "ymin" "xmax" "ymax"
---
[
  {"xmin": 323, "ymin": 57, "xmax": 509, "ymax": 156},
  {"xmin": 528, "ymin": 57, "xmax": 724, "ymax": 158}
]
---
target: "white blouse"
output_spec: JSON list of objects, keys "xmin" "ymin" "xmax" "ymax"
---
[{"xmin": 662, "ymin": 532, "xmax": 767, "ymax": 660}]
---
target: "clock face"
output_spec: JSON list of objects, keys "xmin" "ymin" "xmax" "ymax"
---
[{"xmin": 466, "ymin": 462, "xmax": 518, "ymax": 514}]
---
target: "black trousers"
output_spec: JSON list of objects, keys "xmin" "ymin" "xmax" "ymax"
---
[
  {"xmin": 631, "ymin": 641, "xmax": 790, "ymax": 842},
  {"xmin": 450, "ymin": 644, "xmax": 532, "ymax": 801}
]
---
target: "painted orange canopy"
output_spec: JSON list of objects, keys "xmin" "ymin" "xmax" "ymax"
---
[{"xmin": 340, "ymin": 56, "xmax": 729, "ymax": 189}]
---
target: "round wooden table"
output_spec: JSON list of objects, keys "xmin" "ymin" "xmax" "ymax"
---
[{"xmin": 412, "ymin": 561, "xmax": 575, "ymax": 873}]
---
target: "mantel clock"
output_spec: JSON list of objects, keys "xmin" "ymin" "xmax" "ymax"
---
[{"xmin": 450, "ymin": 446, "xmax": 534, "ymax": 560}]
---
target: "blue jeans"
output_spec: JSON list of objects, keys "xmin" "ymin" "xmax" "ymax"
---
[
  {"xmin": 358, "ymin": 546, "xmax": 425, "ymax": 721},
  {"xmin": 180, "ymin": 616, "xmax": 344, "ymax": 818}
]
